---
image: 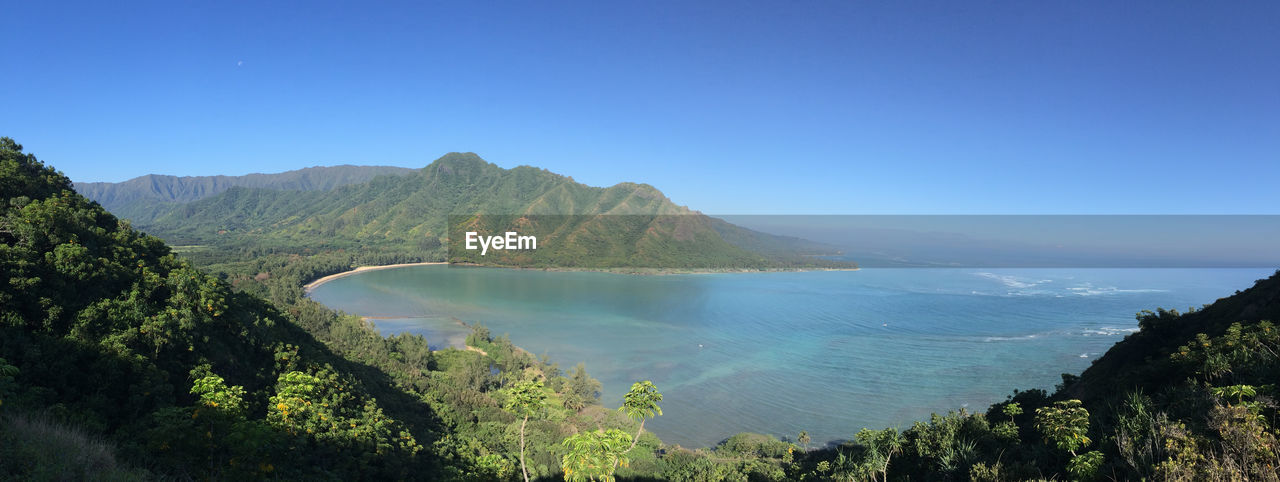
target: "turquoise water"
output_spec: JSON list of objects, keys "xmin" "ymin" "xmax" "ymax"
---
[{"xmin": 309, "ymin": 266, "xmax": 1274, "ymax": 447}]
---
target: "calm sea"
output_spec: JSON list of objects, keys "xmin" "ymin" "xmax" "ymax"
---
[{"xmin": 309, "ymin": 266, "xmax": 1274, "ymax": 447}]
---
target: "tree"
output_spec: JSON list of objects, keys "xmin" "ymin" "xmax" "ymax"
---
[
  {"xmin": 614, "ymin": 381, "xmax": 662, "ymax": 469},
  {"xmin": 994, "ymin": 402, "xmax": 1022, "ymax": 441},
  {"xmin": 505, "ymin": 380, "xmax": 548, "ymax": 482},
  {"xmin": 562, "ymin": 429, "xmax": 632, "ymax": 482},
  {"xmin": 466, "ymin": 322, "xmax": 492, "ymax": 347},
  {"xmin": 854, "ymin": 427, "xmax": 901, "ymax": 482},
  {"xmin": 1036, "ymin": 399, "xmax": 1103, "ymax": 480},
  {"xmin": 190, "ymin": 367, "xmax": 247, "ymax": 418},
  {"xmin": 567, "ymin": 363, "xmax": 601, "ymax": 409},
  {"xmin": 1001, "ymin": 402, "xmax": 1022, "ymax": 422},
  {"xmin": 1034, "ymin": 400, "xmax": 1090, "ymax": 456},
  {"xmin": 798, "ymin": 430, "xmax": 811, "ymax": 452}
]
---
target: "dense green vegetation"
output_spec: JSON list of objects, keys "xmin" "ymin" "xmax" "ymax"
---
[
  {"xmin": 8, "ymin": 137, "xmax": 1280, "ymax": 480},
  {"xmin": 3, "ymin": 138, "xmax": 437, "ymax": 479}
]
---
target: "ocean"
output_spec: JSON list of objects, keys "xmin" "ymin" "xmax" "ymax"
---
[{"xmin": 308, "ymin": 265, "xmax": 1274, "ymax": 447}]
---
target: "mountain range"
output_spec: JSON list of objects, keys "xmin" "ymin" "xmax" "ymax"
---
[
  {"xmin": 77, "ymin": 153, "xmax": 848, "ymax": 270},
  {"xmin": 75, "ymin": 165, "xmax": 416, "ymax": 223}
]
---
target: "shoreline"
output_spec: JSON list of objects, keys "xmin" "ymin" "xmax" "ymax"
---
[
  {"xmin": 304, "ymin": 262, "xmax": 448, "ymax": 292},
  {"xmin": 305, "ymin": 261, "xmax": 859, "ymax": 293}
]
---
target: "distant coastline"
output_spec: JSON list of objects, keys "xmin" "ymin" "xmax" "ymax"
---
[
  {"xmin": 304, "ymin": 262, "xmax": 448, "ymax": 292},
  {"xmin": 305, "ymin": 262, "xmax": 859, "ymax": 293}
]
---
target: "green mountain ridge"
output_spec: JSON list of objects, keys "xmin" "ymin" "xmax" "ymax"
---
[
  {"xmin": 134, "ymin": 152, "xmax": 849, "ymax": 270},
  {"xmin": 75, "ymin": 164, "xmax": 417, "ymax": 223}
]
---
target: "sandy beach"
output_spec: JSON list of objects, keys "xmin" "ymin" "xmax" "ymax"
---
[
  {"xmin": 304, "ymin": 259, "xmax": 855, "ymax": 288},
  {"xmin": 304, "ymin": 262, "xmax": 448, "ymax": 292}
]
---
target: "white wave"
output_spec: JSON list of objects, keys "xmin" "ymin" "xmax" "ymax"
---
[
  {"xmin": 1083, "ymin": 327, "xmax": 1140, "ymax": 336},
  {"xmin": 983, "ymin": 333, "xmax": 1043, "ymax": 342},
  {"xmin": 1068, "ymin": 287, "xmax": 1168, "ymax": 296},
  {"xmin": 1064, "ymin": 281, "xmax": 1167, "ymax": 297},
  {"xmin": 974, "ymin": 272, "xmax": 1051, "ymax": 289}
]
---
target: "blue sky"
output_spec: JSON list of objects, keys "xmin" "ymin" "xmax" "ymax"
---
[{"xmin": 3, "ymin": 1, "xmax": 1277, "ymax": 214}]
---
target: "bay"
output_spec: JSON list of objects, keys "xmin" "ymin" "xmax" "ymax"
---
[{"xmin": 309, "ymin": 266, "xmax": 1274, "ymax": 447}]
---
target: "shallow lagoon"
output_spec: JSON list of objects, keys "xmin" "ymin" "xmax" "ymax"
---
[{"xmin": 310, "ymin": 266, "xmax": 1273, "ymax": 447}]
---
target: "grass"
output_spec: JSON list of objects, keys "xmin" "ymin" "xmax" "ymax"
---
[{"xmin": 0, "ymin": 411, "xmax": 150, "ymax": 481}]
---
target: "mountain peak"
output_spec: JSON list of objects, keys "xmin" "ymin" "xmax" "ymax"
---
[{"xmin": 429, "ymin": 152, "xmax": 489, "ymax": 167}]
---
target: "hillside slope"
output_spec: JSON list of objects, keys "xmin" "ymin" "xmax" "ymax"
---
[
  {"xmin": 0, "ymin": 138, "xmax": 449, "ymax": 479},
  {"xmin": 1064, "ymin": 271, "xmax": 1280, "ymax": 402}
]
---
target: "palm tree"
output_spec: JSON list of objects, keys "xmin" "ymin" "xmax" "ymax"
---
[
  {"xmin": 798, "ymin": 430, "xmax": 811, "ymax": 452},
  {"xmin": 505, "ymin": 380, "xmax": 548, "ymax": 482},
  {"xmin": 614, "ymin": 381, "xmax": 663, "ymax": 469}
]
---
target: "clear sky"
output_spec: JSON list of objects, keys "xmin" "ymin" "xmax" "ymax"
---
[{"xmin": 3, "ymin": 1, "xmax": 1277, "ymax": 214}]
